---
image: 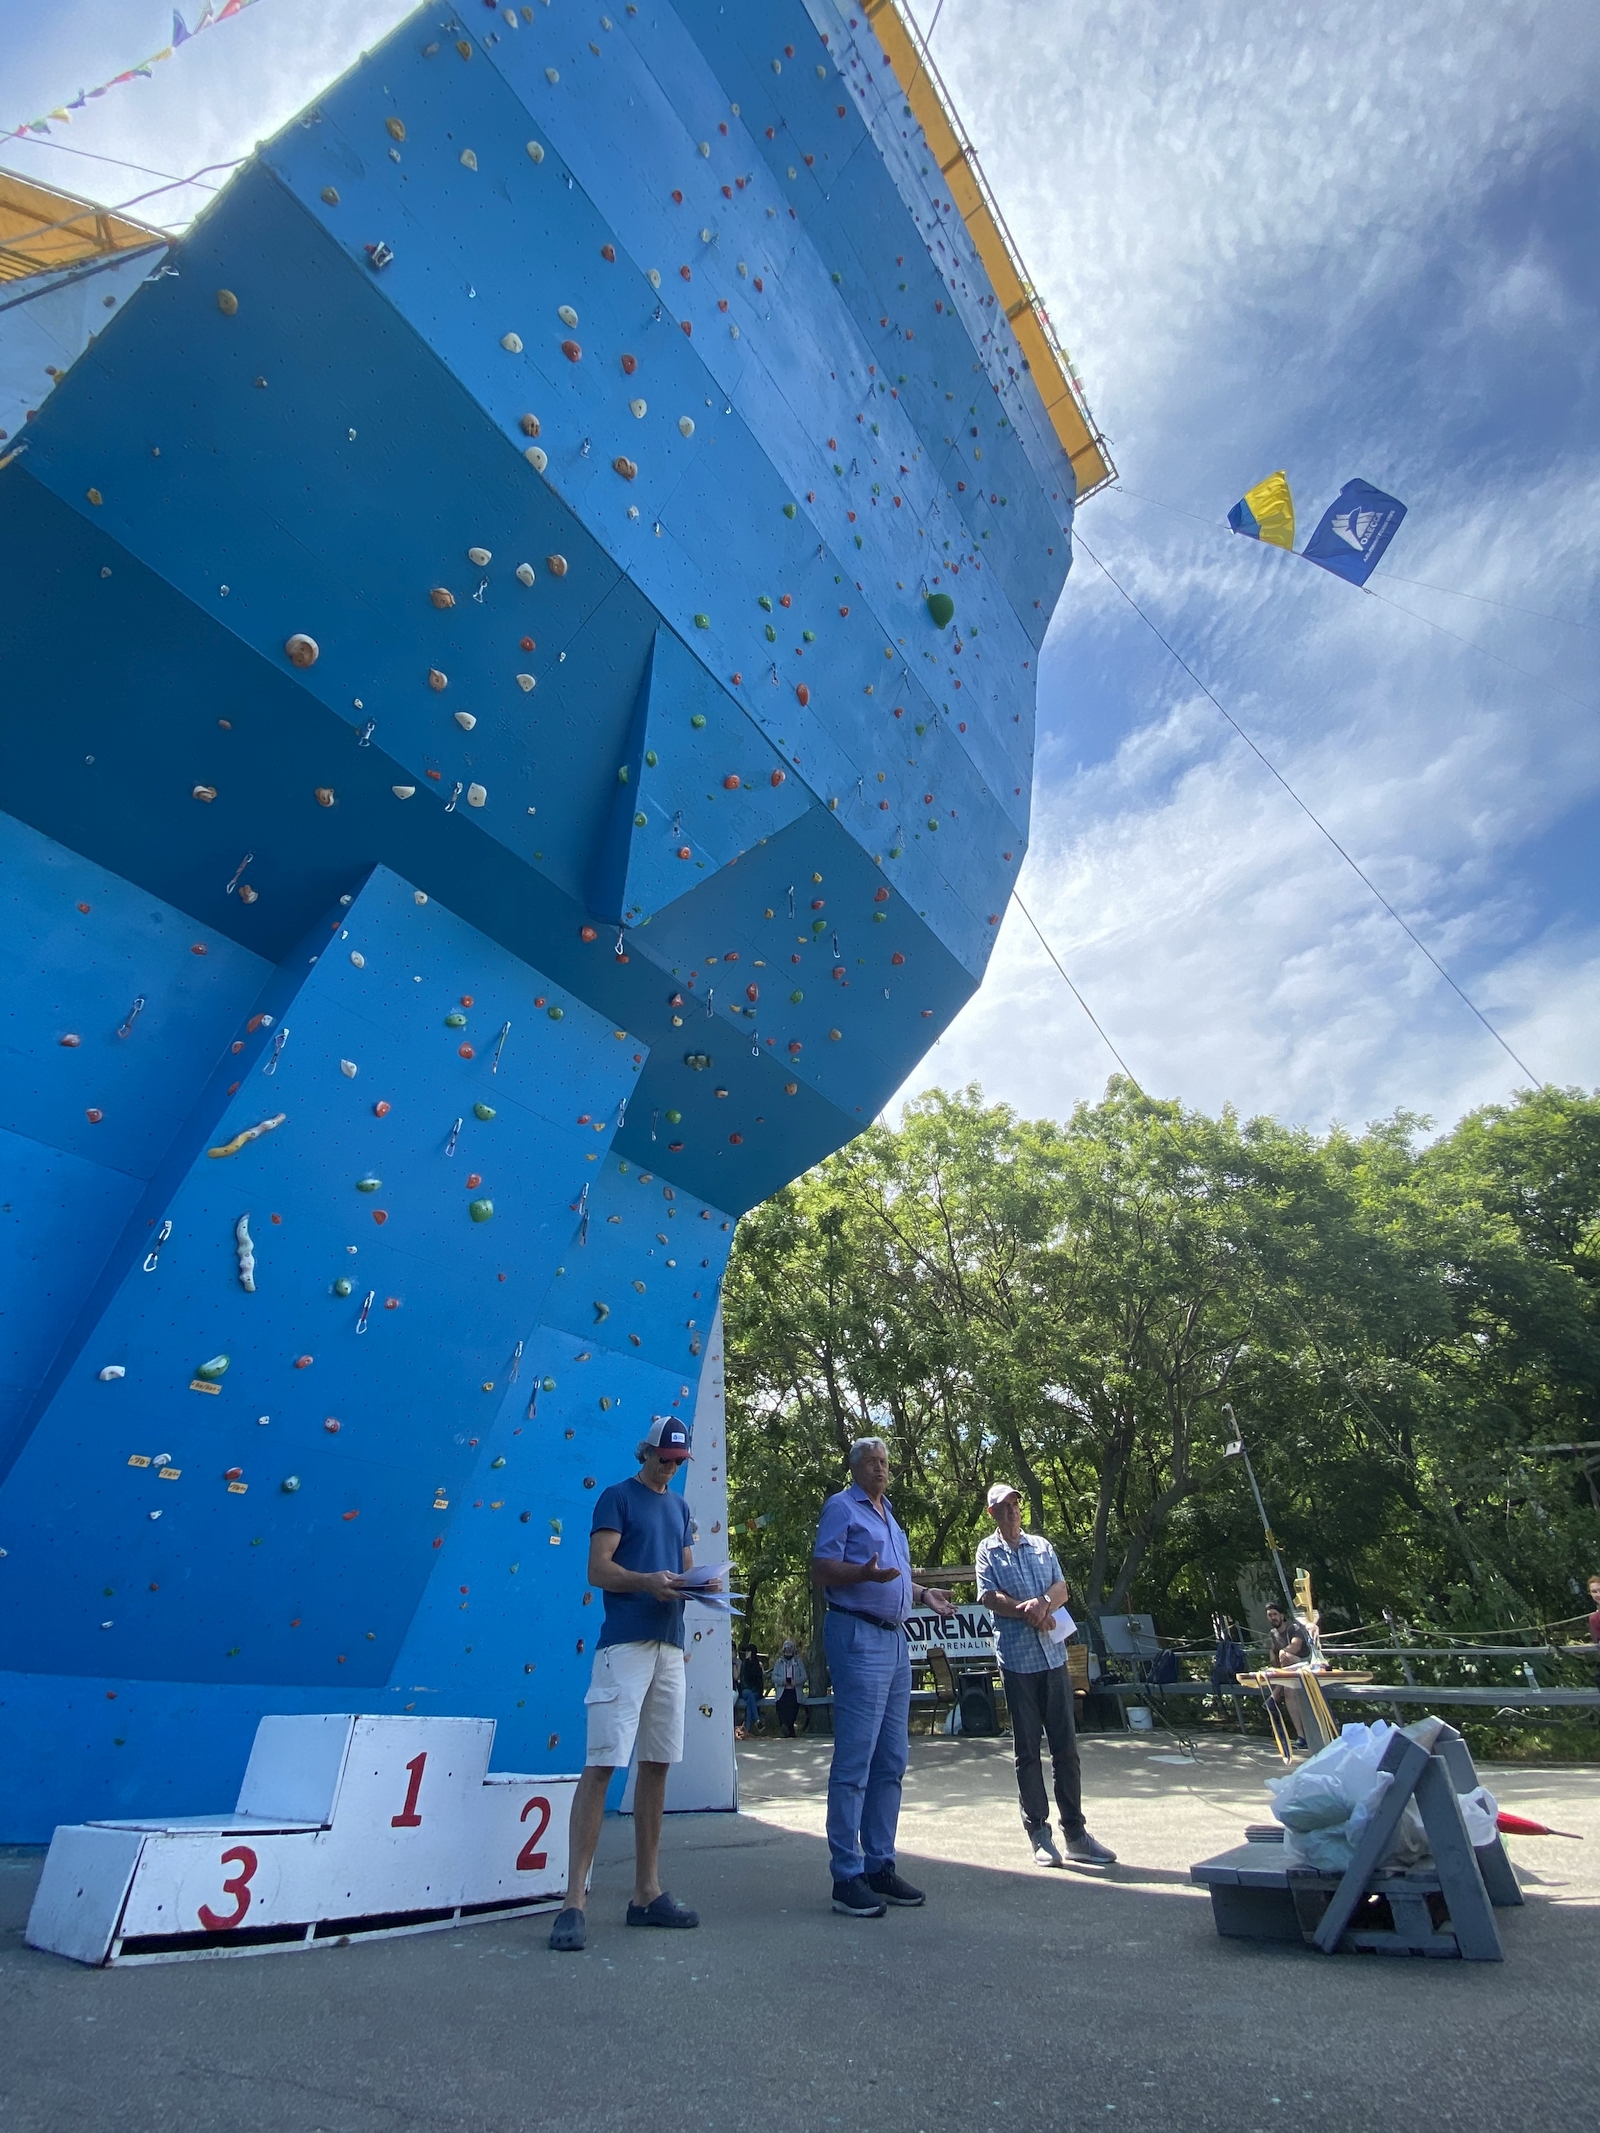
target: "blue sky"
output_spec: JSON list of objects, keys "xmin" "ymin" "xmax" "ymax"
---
[{"xmin": 5, "ymin": 0, "xmax": 1596, "ymax": 1136}]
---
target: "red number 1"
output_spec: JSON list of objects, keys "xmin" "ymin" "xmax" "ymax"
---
[
  {"xmin": 198, "ymin": 1844, "xmax": 258, "ymax": 1931},
  {"xmin": 391, "ymin": 1751, "xmax": 426, "ymax": 1828},
  {"xmin": 516, "ymin": 1794, "xmax": 552, "ymax": 1870}
]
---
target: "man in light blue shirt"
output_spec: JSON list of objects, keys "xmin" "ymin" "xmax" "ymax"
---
[
  {"xmin": 812, "ymin": 1437, "xmax": 954, "ymax": 1918},
  {"xmin": 976, "ymin": 1482, "xmax": 1115, "ymax": 1869}
]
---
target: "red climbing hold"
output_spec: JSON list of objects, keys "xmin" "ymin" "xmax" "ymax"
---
[
  {"xmin": 770, "ymin": 768, "xmax": 786, "ymax": 786},
  {"xmin": 621, "ymin": 352, "xmax": 638, "ymax": 375},
  {"xmin": 795, "ymin": 683, "xmax": 810, "ymax": 706},
  {"xmin": 580, "ymin": 924, "xmax": 599, "ymax": 941},
  {"xmin": 891, "ymin": 951, "xmax": 905, "ymax": 967},
  {"xmin": 561, "ymin": 339, "xmax": 581, "ymax": 362},
  {"xmin": 722, "ymin": 774, "xmax": 741, "ymax": 790},
  {"xmin": 874, "ymin": 886, "xmax": 889, "ymax": 902}
]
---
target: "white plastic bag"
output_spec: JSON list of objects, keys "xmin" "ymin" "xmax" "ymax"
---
[
  {"xmin": 1269, "ymin": 1723, "xmax": 1407, "ymax": 1873},
  {"xmin": 1457, "ymin": 1783, "xmax": 1500, "ymax": 1849}
]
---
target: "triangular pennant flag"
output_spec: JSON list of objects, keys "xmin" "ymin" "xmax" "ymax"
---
[
  {"xmin": 1227, "ymin": 471, "xmax": 1296, "ymax": 551},
  {"xmin": 173, "ymin": 9, "xmax": 192, "ymax": 44}
]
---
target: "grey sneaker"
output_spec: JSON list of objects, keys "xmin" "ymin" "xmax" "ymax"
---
[
  {"xmin": 1064, "ymin": 1830, "xmax": 1117, "ymax": 1865},
  {"xmin": 1030, "ymin": 1829, "xmax": 1064, "ymax": 1868}
]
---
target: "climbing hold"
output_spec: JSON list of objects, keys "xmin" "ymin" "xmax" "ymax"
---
[
  {"xmin": 59, "ymin": 1033, "xmax": 80, "ymax": 1047},
  {"xmin": 796, "ymin": 683, "xmax": 810, "ymax": 706},
  {"xmin": 515, "ymin": 562, "xmax": 536, "ymax": 586},
  {"xmin": 890, "ymin": 951, "xmax": 905, "ymax": 966},
  {"xmin": 722, "ymin": 774, "xmax": 740, "ymax": 790},
  {"xmin": 501, "ymin": 332, "xmax": 524, "ymax": 353},
  {"xmin": 593, "ymin": 1302, "xmax": 610, "ymax": 1322},
  {"xmin": 547, "ymin": 1005, "xmax": 564, "ymax": 1020},
  {"xmin": 473, "ymin": 1102, "xmax": 496, "ymax": 1121},
  {"xmin": 789, "ymin": 989, "xmax": 804, "ymax": 1004},
  {"xmin": 525, "ymin": 446, "xmax": 548, "ymax": 472},
  {"xmin": 516, "ymin": 672, "xmax": 536, "ymax": 691},
  {"xmin": 557, "ymin": 304, "xmax": 579, "ymax": 328},
  {"xmin": 285, "ymin": 634, "xmax": 319, "ymax": 668},
  {"xmin": 216, "ymin": 289, "xmax": 239, "ymax": 315},
  {"xmin": 315, "ymin": 787, "xmax": 336, "ymax": 807},
  {"xmin": 545, "ymin": 65, "xmax": 559, "ymax": 83},
  {"xmin": 783, "ymin": 502, "xmax": 797, "ymax": 519},
  {"xmin": 469, "ymin": 1199, "xmax": 495, "ymax": 1223},
  {"xmin": 579, "ymin": 926, "xmax": 598, "ymax": 943},
  {"xmin": 454, "ymin": 711, "xmax": 477, "ymax": 731},
  {"xmin": 613, "ymin": 456, "xmax": 638, "ymax": 480},
  {"xmin": 629, "ymin": 398, "xmax": 647, "ymax": 419},
  {"xmin": 281, "ymin": 1475, "xmax": 301, "ymax": 1492},
  {"xmin": 561, "ymin": 339, "xmax": 582, "ymax": 362},
  {"xmin": 875, "ymin": 887, "xmax": 890, "ymax": 902},
  {"xmin": 526, "ymin": 140, "xmax": 545, "ymax": 162},
  {"xmin": 294, "ymin": 1356, "xmax": 314, "ymax": 1369},
  {"xmin": 374, "ymin": 1100, "xmax": 391, "ymax": 1116},
  {"xmin": 340, "ymin": 1059, "xmax": 359, "ymax": 1077},
  {"xmin": 694, "ymin": 613, "xmax": 710, "ymax": 630},
  {"xmin": 466, "ymin": 783, "xmax": 487, "ymax": 808},
  {"xmin": 392, "ymin": 785, "xmax": 416, "ymax": 799},
  {"xmin": 518, "ymin": 413, "xmax": 542, "ymax": 439},
  {"xmin": 98, "ymin": 1365, "xmax": 125, "ymax": 1381},
  {"xmin": 677, "ymin": 415, "xmax": 696, "ymax": 439},
  {"xmin": 926, "ymin": 592, "xmax": 955, "ymax": 628},
  {"xmin": 349, "ymin": 951, "xmax": 365, "ymax": 967},
  {"xmin": 333, "ymin": 1278, "xmax": 353, "ymax": 1297},
  {"xmin": 446, "ymin": 1011, "xmax": 468, "ymax": 1027},
  {"xmin": 430, "ymin": 587, "xmax": 456, "ymax": 609},
  {"xmin": 192, "ymin": 784, "xmax": 217, "ymax": 804},
  {"xmin": 664, "ymin": 1108, "xmax": 682, "ymax": 1125},
  {"xmin": 324, "ymin": 1418, "xmax": 341, "ymax": 1434},
  {"xmin": 467, "ymin": 548, "xmax": 492, "ymax": 567},
  {"xmin": 356, "ymin": 1175, "xmax": 382, "ymax": 1192},
  {"xmin": 196, "ymin": 1354, "xmax": 230, "ymax": 1381},
  {"xmin": 428, "ymin": 669, "xmax": 448, "ymax": 691},
  {"xmin": 459, "ymin": 148, "xmax": 478, "ymax": 170},
  {"xmin": 601, "ymin": 243, "xmax": 616, "ymax": 262},
  {"xmin": 235, "ymin": 1215, "xmax": 256, "ymax": 1292},
  {"xmin": 771, "ymin": 768, "xmax": 786, "ymax": 786},
  {"xmin": 385, "ymin": 117, "xmax": 406, "ymax": 142},
  {"xmin": 321, "ymin": 186, "xmax": 339, "ymax": 206},
  {"xmin": 829, "ymin": 1029, "xmax": 842, "ymax": 1041},
  {"xmin": 684, "ymin": 1052, "xmax": 711, "ymax": 1070},
  {"xmin": 208, "ymin": 1114, "xmax": 286, "ymax": 1160}
]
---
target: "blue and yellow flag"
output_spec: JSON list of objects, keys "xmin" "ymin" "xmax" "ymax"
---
[{"xmin": 1227, "ymin": 471, "xmax": 1296, "ymax": 551}]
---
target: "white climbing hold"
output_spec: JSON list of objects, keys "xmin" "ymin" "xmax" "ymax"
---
[
  {"xmin": 454, "ymin": 711, "xmax": 477, "ymax": 731},
  {"xmin": 392, "ymin": 785, "xmax": 416, "ymax": 799},
  {"xmin": 414, "ymin": 891, "xmax": 428, "ymax": 904},
  {"xmin": 700, "ymin": 227, "xmax": 713, "ymax": 243},
  {"xmin": 525, "ymin": 445, "xmax": 548, "ymax": 472},
  {"xmin": 466, "ymin": 783, "xmax": 488, "ymax": 808},
  {"xmin": 501, "ymin": 332, "xmax": 523, "ymax": 353},
  {"xmin": 516, "ymin": 673, "xmax": 536, "ymax": 692},
  {"xmin": 557, "ymin": 304, "xmax": 578, "ymax": 328},
  {"xmin": 515, "ymin": 563, "xmax": 536, "ymax": 586},
  {"xmin": 350, "ymin": 951, "xmax": 365, "ymax": 967},
  {"xmin": 678, "ymin": 416, "xmax": 695, "ymax": 437},
  {"xmin": 467, "ymin": 547, "xmax": 491, "ymax": 565},
  {"xmin": 647, "ymin": 268, "xmax": 661, "ymax": 288},
  {"xmin": 340, "ymin": 1059, "xmax": 359, "ymax": 1078},
  {"xmin": 236, "ymin": 1213, "xmax": 256, "ymax": 1292},
  {"xmin": 460, "ymin": 148, "xmax": 478, "ymax": 170},
  {"xmin": 699, "ymin": 141, "xmax": 711, "ymax": 155},
  {"xmin": 630, "ymin": 397, "xmax": 647, "ymax": 418},
  {"xmin": 545, "ymin": 66, "xmax": 559, "ymax": 84},
  {"xmin": 527, "ymin": 140, "xmax": 545, "ymax": 163},
  {"xmin": 98, "ymin": 1365, "xmax": 125, "ymax": 1382}
]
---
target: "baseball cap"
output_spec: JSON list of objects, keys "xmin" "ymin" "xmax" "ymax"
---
[
  {"xmin": 645, "ymin": 1416, "xmax": 691, "ymax": 1461},
  {"xmin": 986, "ymin": 1482, "xmax": 1021, "ymax": 1509}
]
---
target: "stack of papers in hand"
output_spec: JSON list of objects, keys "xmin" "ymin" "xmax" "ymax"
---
[
  {"xmin": 1050, "ymin": 1608, "xmax": 1077, "ymax": 1644},
  {"xmin": 676, "ymin": 1562, "xmax": 745, "ymax": 1613}
]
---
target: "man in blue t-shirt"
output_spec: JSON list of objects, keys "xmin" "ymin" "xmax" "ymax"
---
[{"xmin": 547, "ymin": 1416, "xmax": 718, "ymax": 1952}]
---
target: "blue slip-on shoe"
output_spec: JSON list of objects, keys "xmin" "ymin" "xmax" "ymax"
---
[
  {"xmin": 625, "ymin": 1891, "xmax": 699, "ymax": 1929},
  {"xmin": 547, "ymin": 1907, "xmax": 586, "ymax": 1952},
  {"xmin": 865, "ymin": 1866, "xmax": 925, "ymax": 1907},
  {"xmin": 832, "ymin": 1876, "xmax": 887, "ymax": 1918}
]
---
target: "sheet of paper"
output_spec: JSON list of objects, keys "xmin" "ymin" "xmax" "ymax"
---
[
  {"xmin": 675, "ymin": 1561, "xmax": 733, "ymax": 1589},
  {"xmin": 1050, "ymin": 1608, "xmax": 1077, "ymax": 1643}
]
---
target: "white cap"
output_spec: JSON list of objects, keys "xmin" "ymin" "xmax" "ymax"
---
[{"xmin": 986, "ymin": 1482, "xmax": 1021, "ymax": 1509}]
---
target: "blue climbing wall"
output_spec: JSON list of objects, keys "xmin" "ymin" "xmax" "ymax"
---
[{"xmin": 0, "ymin": 0, "xmax": 1077, "ymax": 1838}]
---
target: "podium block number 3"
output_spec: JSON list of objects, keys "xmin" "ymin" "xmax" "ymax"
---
[
  {"xmin": 198, "ymin": 1845, "xmax": 259, "ymax": 1931},
  {"xmin": 392, "ymin": 1752, "xmax": 427, "ymax": 1828},
  {"xmin": 517, "ymin": 1796, "xmax": 552, "ymax": 1871}
]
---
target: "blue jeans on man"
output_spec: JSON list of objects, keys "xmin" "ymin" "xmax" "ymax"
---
[{"xmin": 824, "ymin": 1610, "xmax": 911, "ymax": 1882}]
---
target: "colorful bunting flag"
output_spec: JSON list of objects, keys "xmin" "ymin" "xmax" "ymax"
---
[
  {"xmin": 1227, "ymin": 470, "xmax": 1296, "ymax": 551},
  {"xmin": 5, "ymin": 0, "xmax": 260, "ymax": 142}
]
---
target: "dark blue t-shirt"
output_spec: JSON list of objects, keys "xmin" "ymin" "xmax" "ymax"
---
[{"xmin": 591, "ymin": 1475, "xmax": 693, "ymax": 1650}]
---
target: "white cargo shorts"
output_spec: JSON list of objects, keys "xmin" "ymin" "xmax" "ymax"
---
[{"xmin": 583, "ymin": 1639, "xmax": 686, "ymax": 1769}]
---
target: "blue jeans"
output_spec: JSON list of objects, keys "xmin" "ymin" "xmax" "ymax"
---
[
  {"xmin": 740, "ymin": 1688, "xmax": 760, "ymax": 1734},
  {"xmin": 824, "ymin": 1609, "xmax": 910, "ymax": 1883}
]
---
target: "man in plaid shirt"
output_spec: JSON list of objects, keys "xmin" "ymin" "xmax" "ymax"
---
[{"xmin": 975, "ymin": 1483, "xmax": 1116, "ymax": 1868}]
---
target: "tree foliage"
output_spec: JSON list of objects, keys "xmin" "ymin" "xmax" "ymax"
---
[{"xmin": 723, "ymin": 1082, "xmax": 1600, "ymax": 1653}]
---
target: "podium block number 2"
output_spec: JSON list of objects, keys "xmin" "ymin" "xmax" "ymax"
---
[
  {"xmin": 197, "ymin": 1845, "xmax": 259, "ymax": 1931},
  {"xmin": 391, "ymin": 1752, "xmax": 427, "ymax": 1828},
  {"xmin": 517, "ymin": 1795, "xmax": 552, "ymax": 1871}
]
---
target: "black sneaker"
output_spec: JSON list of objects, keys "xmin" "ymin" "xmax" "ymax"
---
[
  {"xmin": 831, "ymin": 1875, "xmax": 887, "ymax": 1918},
  {"xmin": 865, "ymin": 1865, "xmax": 925, "ymax": 1907}
]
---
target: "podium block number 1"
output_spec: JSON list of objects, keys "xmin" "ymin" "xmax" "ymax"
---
[
  {"xmin": 391, "ymin": 1752, "xmax": 427, "ymax": 1829},
  {"xmin": 517, "ymin": 1796, "xmax": 552, "ymax": 1871},
  {"xmin": 197, "ymin": 1845, "xmax": 259, "ymax": 1931}
]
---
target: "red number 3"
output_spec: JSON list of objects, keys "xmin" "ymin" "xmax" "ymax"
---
[
  {"xmin": 198, "ymin": 1844, "xmax": 258, "ymax": 1931},
  {"xmin": 516, "ymin": 1795, "xmax": 552, "ymax": 1871}
]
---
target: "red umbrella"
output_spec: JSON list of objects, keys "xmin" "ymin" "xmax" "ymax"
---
[{"xmin": 1497, "ymin": 1810, "xmax": 1582, "ymax": 1839}]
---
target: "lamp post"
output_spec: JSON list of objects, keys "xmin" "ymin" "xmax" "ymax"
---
[{"xmin": 1221, "ymin": 1403, "xmax": 1296, "ymax": 1615}]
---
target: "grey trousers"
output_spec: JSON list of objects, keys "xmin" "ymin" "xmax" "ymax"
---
[{"xmin": 1003, "ymin": 1664, "xmax": 1084, "ymax": 1838}]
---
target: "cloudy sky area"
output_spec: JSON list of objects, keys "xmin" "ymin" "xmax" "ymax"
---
[{"xmin": 5, "ymin": 0, "xmax": 1597, "ymax": 1137}]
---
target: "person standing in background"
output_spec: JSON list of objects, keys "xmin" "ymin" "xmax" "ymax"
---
[
  {"xmin": 771, "ymin": 1639, "xmax": 809, "ymax": 1736},
  {"xmin": 738, "ymin": 1643, "xmax": 765, "ymax": 1738},
  {"xmin": 976, "ymin": 1483, "xmax": 1116, "ymax": 1870},
  {"xmin": 812, "ymin": 1437, "xmax": 955, "ymax": 1918}
]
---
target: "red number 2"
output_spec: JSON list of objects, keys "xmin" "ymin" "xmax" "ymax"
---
[
  {"xmin": 197, "ymin": 1844, "xmax": 258, "ymax": 1931},
  {"xmin": 391, "ymin": 1751, "xmax": 426, "ymax": 1828},
  {"xmin": 516, "ymin": 1794, "xmax": 552, "ymax": 1871}
]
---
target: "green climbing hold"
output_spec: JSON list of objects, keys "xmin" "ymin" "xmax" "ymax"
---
[
  {"xmin": 914, "ymin": 721, "xmax": 926, "ymax": 735},
  {"xmin": 491, "ymin": 1455, "xmax": 506, "ymax": 1469},
  {"xmin": 616, "ymin": 764, "xmax": 630, "ymax": 784},
  {"xmin": 812, "ymin": 918, "xmax": 827, "ymax": 934},
  {"xmin": 445, "ymin": 1011, "xmax": 467, "ymax": 1028},
  {"xmin": 196, "ymin": 1354, "xmax": 230, "ymax": 1381},
  {"xmin": 927, "ymin": 819, "xmax": 939, "ymax": 832},
  {"xmin": 469, "ymin": 1198, "xmax": 495, "ymax": 1223},
  {"xmin": 634, "ymin": 811, "xmax": 648, "ymax": 828},
  {"xmin": 926, "ymin": 592, "xmax": 955, "ymax": 629},
  {"xmin": 541, "ymin": 1376, "xmax": 557, "ymax": 1392},
  {"xmin": 758, "ymin": 595, "xmax": 773, "ymax": 611},
  {"xmin": 333, "ymin": 1277, "xmax": 353, "ymax": 1297},
  {"xmin": 889, "ymin": 845, "xmax": 903, "ymax": 858},
  {"xmin": 690, "ymin": 713, "xmax": 706, "ymax": 729},
  {"xmin": 645, "ymin": 748, "xmax": 659, "ymax": 767},
  {"xmin": 547, "ymin": 1005, "xmax": 564, "ymax": 1020},
  {"xmin": 802, "ymin": 629, "xmax": 816, "ymax": 643},
  {"xmin": 473, "ymin": 1102, "xmax": 497, "ymax": 1121},
  {"xmin": 831, "ymin": 270, "xmax": 842, "ymax": 284},
  {"xmin": 356, "ymin": 1175, "xmax": 382, "ymax": 1192},
  {"xmin": 783, "ymin": 501, "xmax": 797, "ymax": 519},
  {"xmin": 693, "ymin": 613, "xmax": 710, "ymax": 630},
  {"xmin": 790, "ymin": 989, "xmax": 804, "ymax": 1003},
  {"xmin": 664, "ymin": 1108, "xmax": 682, "ymax": 1124},
  {"xmin": 281, "ymin": 1475, "xmax": 301, "ymax": 1493},
  {"xmin": 764, "ymin": 624, "xmax": 776, "ymax": 642},
  {"xmin": 873, "ymin": 912, "xmax": 887, "ymax": 923}
]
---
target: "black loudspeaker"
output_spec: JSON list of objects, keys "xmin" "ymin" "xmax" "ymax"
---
[{"xmin": 957, "ymin": 1677, "xmax": 1000, "ymax": 1737}]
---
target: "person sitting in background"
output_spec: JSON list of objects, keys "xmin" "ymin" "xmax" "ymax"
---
[
  {"xmin": 1264, "ymin": 1600, "xmax": 1316, "ymax": 1750},
  {"xmin": 771, "ymin": 1639, "xmax": 809, "ymax": 1736},
  {"xmin": 738, "ymin": 1643, "xmax": 765, "ymax": 1738}
]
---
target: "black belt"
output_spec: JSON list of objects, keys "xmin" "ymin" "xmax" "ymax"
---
[{"xmin": 828, "ymin": 1606, "xmax": 904, "ymax": 1632}]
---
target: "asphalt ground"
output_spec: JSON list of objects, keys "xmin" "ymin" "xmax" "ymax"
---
[{"xmin": 2, "ymin": 1731, "xmax": 1596, "ymax": 2132}]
